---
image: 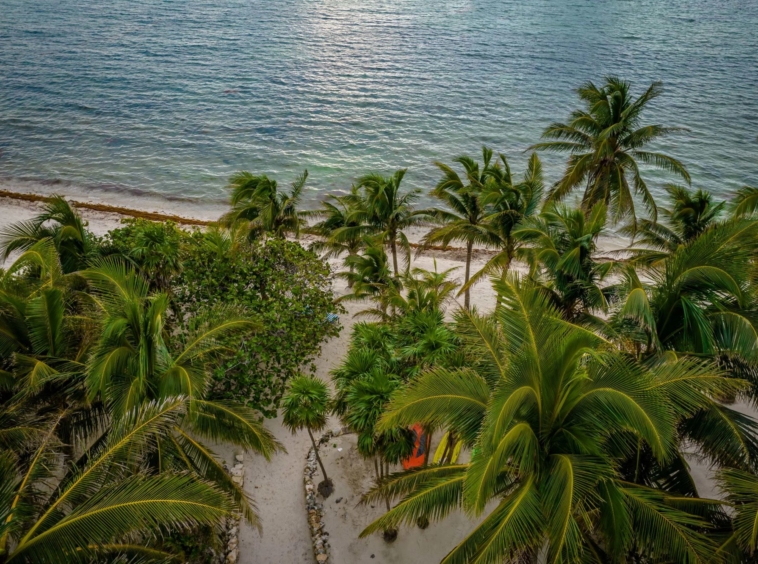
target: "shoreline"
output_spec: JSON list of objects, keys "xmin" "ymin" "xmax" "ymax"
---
[
  {"xmin": 0, "ymin": 188, "xmax": 497, "ymax": 256},
  {"xmin": 0, "ymin": 189, "xmax": 213, "ymax": 227},
  {"xmin": 0, "ymin": 187, "xmax": 629, "ymax": 258}
]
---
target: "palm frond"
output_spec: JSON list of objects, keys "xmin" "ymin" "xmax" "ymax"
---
[{"xmin": 189, "ymin": 400, "xmax": 283, "ymax": 460}]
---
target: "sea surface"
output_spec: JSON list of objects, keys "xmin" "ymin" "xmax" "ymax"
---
[{"xmin": 0, "ymin": 0, "xmax": 756, "ymax": 214}]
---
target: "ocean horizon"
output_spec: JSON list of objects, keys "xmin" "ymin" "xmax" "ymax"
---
[{"xmin": 1, "ymin": 0, "xmax": 757, "ymax": 213}]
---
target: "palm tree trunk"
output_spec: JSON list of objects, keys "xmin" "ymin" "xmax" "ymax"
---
[
  {"xmin": 390, "ymin": 238, "xmax": 399, "ymax": 276},
  {"xmin": 307, "ymin": 428, "xmax": 329, "ymax": 483},
  {"xmin": 464, "ymin": 241, "xmax": 473, "ymax": 309},
  {"xmin": 383, "ymin": 461, "xmax": 391, "ymax": 512},
  {"xmin": 501, "ymin": 240, "xmax": 514, "ymax": 281},
  {"xmin": 443, "ymin": 431, "xmax": 457, "ymax": 465},
  {"xmin": 422, "ymin": 428, "xmax": 433, "ymax": 466}
]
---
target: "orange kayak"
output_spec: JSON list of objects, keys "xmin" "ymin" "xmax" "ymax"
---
[{"xmin": 402, "ymin": 423, "xmax": 428, "ymax": 470}]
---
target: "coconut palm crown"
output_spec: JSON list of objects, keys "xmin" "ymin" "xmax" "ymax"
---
[
  {"xmin": 0, "ymin": 398, "xmax": 234, "ymax": 564},
  {"xmin": 515, "ymin": 203, "xmax": 615, "ymax": 321},
  {"xmin": 221, "ymin": 170, "xmax": 308, "ymax": 239},
  {"xmin": 281, "ymin": 374, "xmax": 331, "ymax": 435},
  {"xmin": 422, "ymin": 148, "xmax": 501, "ymax": 309},
  {"xmin": 360, "ymin": 277, "xmax": 747, "ymax": 563},
  {"xmin": 459, "ymin": 152, "xmax": 544, "ymax": 296},
  {"xmin": 0, "ymin": 195, "xmax": 93, "ymax": 274},
  {"xmin": 306, "ymin": 187, "xmax": 365, "ymax": 263},
  {"xmin": 531, "ymin": 77, "xmax": 690, "ymax": 227},
  {"xmin": 282, "ymin": 374, "xmax": 333, "ymax": 494},
  {"xmin": 334, "ymin": 169, "xmax": 431, "ymax": 276},
  {"xmin": 81, "ymin": 258, "xmax": 282, "ymax": 521},
  {"xmin": 621, "ymin": 184, "xmax": 726, "ymax": 266}
]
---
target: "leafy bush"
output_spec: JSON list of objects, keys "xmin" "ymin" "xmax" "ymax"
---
[
  {"xmin": 97, "ymin": 220, "xmax": 342, "ymax": 417},
  {"xmin": 97, "ymin": 218, "xmax": 186, "ymax": 292},
  {"xmin": 158, "ymin": 525, "xmax": 222, "ymax": 564},
  {"xmin": 174, "ymin": 234, "xmax": 342, "ymax": 417}
]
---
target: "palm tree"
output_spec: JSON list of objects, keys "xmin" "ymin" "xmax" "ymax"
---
[
  {"xmin": 0, "ymin": 195, "xmax": 92, "ymax": 273},
  {"xmin": 0, "ymin": 239, "xmax": 95, "ymax": 411},
  {"xmin": 336, "ymin": 169, "xmax": 430, "ymax": 276},
  {"xmin": 0, "ymin": 244, "xmax": 105, "ymax": 469},
  {"xmin": 731, "ymin": 185, "xmax": 758, "ymax": 218},
  {"xmin": 1, "ymin": 244, "xmax": 283, "ymax": 525},
  {"xmin": 127, "ymin": 220, "xmax": 184, "ymax": 291},
  {"xmin": 0, "ymin": 241, "xmax": 76, "ymax": 357},
  {"xmin": 342, "ymin": 366, "xmax": 414, "ymax": 542},
  {"xmin": 613, "ymin": 216, "xmax": 758, "ymax": 385},
  {"xmin": 394, "ymin": 311, "xmax": 462, "ymax": 382},
  {"xmin": 306, "ymin": 189, "xmax": 365, "ymax": 285},
  {"xmin": 361, "ymin": 277, "xmax": 745, "ymax": 563},
  {"xmin": 459, "ymin": 152, "xmax": 544, "ymax": 295},
  {"xmin": 200, "ymin": 222, "xmax": 249, "ymax": 256},
  {"xmin": 622, "ymin": 184, "xmax": 726, "ymax": 265},
  {"xmin": 663, "ymin": 184, "xmax": 726, "ymax": 241},
  {"xmin": 717, "ymin": 468, "xmax": 758, "ymax": 560},
  {"xmin": 0, "ymin": 398, "xmax": 235, "ymax": 563},
  {"xmin": 515, "ymin": 203, "xmax": 615, "ymax": 321},
  {"xmin": 281, "ymin": 374, "xmax": 334, "ymax": 497},
  {"xmin": 339, "ymin": 239, "xmax": 401, "ymax": 317},
  {"xmin": 81, "ymin": 258, "xmax": 283, "ymax": 520},
  {"xmin": 221, "ymin": 170, "xmax": 308, "ymax": 239},
  {"xmin": 421, "ymin": 148, "xmax": 501, "ymax": 308},
  {"xmin": 531, "ymin": 77, "xmax": 690, "ymax": 227},
  {"xmin": 389, "ymin": 264, "xmax": 460, "ymax": 317},
  {"xmin": 330, "ymin": 324, "xmax": 396, "ymax": 417}
]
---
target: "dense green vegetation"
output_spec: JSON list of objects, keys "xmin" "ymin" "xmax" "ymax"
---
[
  {"xmin": 99, "ymin": 219, "xmax": 342, "ymax": 417},
  {"xmin": 0, "ymin": 200, "xmax": 336, "ymax": 561},
  {"xmin": 1, "ymin": 76, "xmax": 758, "ymax": 563}
]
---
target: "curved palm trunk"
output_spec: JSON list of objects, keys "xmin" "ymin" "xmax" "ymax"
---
[
  {"xmin": 422, "ymin": 426, "xmax": 433, "ymax": 467},
  {"xmin": 390, "ymin": 239, "xmax": 399, "ymax": 276},
  {"xmin": 500, "ymin": 241, "xmax": 514, "ymax": 282},
  {"xmin": 464, "ymin": 241, "xmax": 473, "ymax": 309},
  {"xmin": 347, "ymin": 250, "xmax": 357, "ymax": 288},
  {"xmin": 307, "ymin": 428, "xmax": 329, "ymax": 483}
]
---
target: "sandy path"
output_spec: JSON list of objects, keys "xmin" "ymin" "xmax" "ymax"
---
[
  {"xmin": 236, "ymin": 248, "xmax": 498, "ymax": 564},
  {"xmin": 236, "ymin": 302, "xmax": 355, "ymax": 564}
]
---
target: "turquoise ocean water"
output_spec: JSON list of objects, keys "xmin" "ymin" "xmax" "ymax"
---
[{"xmin": 0, "ymin": 0, "xmax": 756, "ymax": 213}]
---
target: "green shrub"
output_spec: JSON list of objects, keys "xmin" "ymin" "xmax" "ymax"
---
[
  {"xmin": 98, "ymin": 218, "xmax": 186, "ymax": 292},
  {"xmin": 175, "ymin": 235, "xmax": 343, "ymax": 417},
  {"xmin": 98, "ymin": 220, "xmax": 342, "ymax": 417}
]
